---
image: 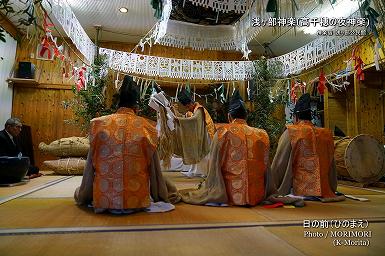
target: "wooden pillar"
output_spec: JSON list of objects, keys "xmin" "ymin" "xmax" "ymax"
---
[
  {"xmin": 353, "ymin": 72, "xmax": 361, "ymax": 135},
  {"xmin": 238, "ymin": 81, "xmax": 247, "ymax": 100},
  {"xmin": 0, "ymin": 13, "xmax": 20, "ymax": 39},
  {"xmin": 323, "ymin": 86, "xmax": 329, "ymax": 129}
]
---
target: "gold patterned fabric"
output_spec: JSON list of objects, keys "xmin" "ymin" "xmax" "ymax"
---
[
  {"xmin": 219, "ymin": 119, "xmax": 269, "ymax": 205},
  {"xmin": 196, "ymin": 103, "xmax": 216, "ymax": 139},
  {"xmin": 90, "ymin": 107, "xmax": 157, "ymax": 209},
  {"xmin": 175, "ymin": 105, "xmax": 212, "ymax": 165},
  {"xmin": 287, "ymin": 121, "xmax": 336, "ymax": 198},
  {"xmin": 182, "ymin": 119, "xmax": 269, "ymax": 206},
  {"xmin": 186, "ymin": 103, "xmax": 216, "ymax": 139}
]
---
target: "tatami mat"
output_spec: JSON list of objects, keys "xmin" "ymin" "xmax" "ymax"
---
[
  {"xmin": 1, "ymin": 195, "xmax": 384, "ymax": 230},
  {"xmin": 0, "ymin": 227, "xmax": 306, "ymax": 256},
  {"xmin": 266, "ymin": 223, "xmax": 385, "ymax": 256},
  {"xmin": 0, "ymin": 172, "xmax": 384, "ymax": 255},
  {"xmin": 0, "ymin": 176, "xmax": 69, "ymax": 200},
  {"xmin": 22, "ymin": 172, "xmax": 201, "ymax": 199},
  {"xmin": 252, "ymin": 195, "xmax": 385, "ymax": 222},
  {"xmin": 24, "ymin": 176, "xmax": 81, "ymax": 198},
  {"xmin": 14, "ymin": 173, "xmax": 385, "ymax": 200},
  {"xmin": 0, "ymin": 199, "xmax": 270, "ymax": 229},
  {"xmin": 366, "ymin": 186, "xmax": 385, "ymax": 193},
  {"xmin": 0, "ymin": 173, "xmax": 384, "ymax": 228},
  {"xmin": 337, "ymin": 185, "xmax": 385, "ymax": 196}
]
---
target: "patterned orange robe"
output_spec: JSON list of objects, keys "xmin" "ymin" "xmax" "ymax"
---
[
  {"xmin": 90, "ymin": 107, "xmax": 158, "ymax": 209},
  {"xmin": 182, "ymin": 119, "xmax": 269, "ymax": 206},
  {"xmin": 287, "ymin": 120, "xmax": 336, "ymax": 198},
  {"xmin": 219, "ymin": 119, "xmax": 270, "ymax": 205}
]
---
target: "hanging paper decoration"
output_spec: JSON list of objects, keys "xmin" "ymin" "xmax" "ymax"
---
[
  {"xmin": 42, "ymin": 12, "xmax": 54, "ymax": 33},
  {"xmin": 268, "ymin": 9, "xmax": 365, "ymax": 76},
  {"xmin": 39, "ymin": 12, "xmax": 54, "ymax": 59},
  {"xmin": 187, "ymin": 0, "xmax": 248, "ymax": 14},
  {"xmin": 100, "ymin": 48, "xmax": 255, "ymax": 81},
  {"xmin": 151, "ymin": 0, "xmax": 163, "ymax": 19},
  {"xmin": 219, "ymin": 84, "xmax": 226, "ymax": 103},
  {"xmin": 151, "ymin": 82, "xmax": 158, "ymax": 95},
  {"xmin": 155, "ymin": 20, "xmax": 244, "ymax": 51},
  {"xmin": 141, "ymin": 80, "xmax": 150, "ymax": 99},
  {"xmin": 226, "ymin": 83, "xmax": 231, "ymax": 100},
  {"xmin": 246, "ymin": 80, "xmax": 250, "ymax": 100},
  {"xmin": 360, "ymin": 0, "xmax": 380, "ymax": 38},
  {"xmin": 39, "ymin": 36, "xmax": 52, "ymax": 59},
  {"xmin": 37, "ymin": 11, "xmax": 69, "ymax": 64},
  {"xmin": 290, "ymin": 79, "xmax": 307, "ymax": 102},
  {"xmin": 290, "ymin": 79, "xmax": 297, "ymax": 103},
  {"xmin": 45, "ymin": 0, "xmax": 369, "ymax": 79},
  {"xmin": 343, "ymin": 57, "xmax": 353, "ymax": 78},
  {"xmin": 318, "ymin": 70, "xmax": 326, "ymax": 95},
  {"xmin": 43, "ymin": 0, "xmax": 95, "ymax": 63},
  {"xmin": 240, "ymin": 40, "xmax": 252, "ymax": 60},
  {"xmin": 114, "ymin": 72, "xmax": 120, "ymax": 89},
  {"xmin": 142, "ymin": 1, "xmax": 266, "ymax": 57},
  {"xmin": 138, "ymin": 78, "xmax": 143, "ymax": 98},
  {"xmin": 76, "ymin": 66, "xmax": 87, "ymax": 91},
  {"xmin": 354, "ymin": 56, "xmax": 365, "ymax": 81},
  {"xmin": 54, "ymin": 45, "xmax": 64, "ymax": 60},
  {"xmin": 373, "ymin": 38, "xmax": 382, "ymax": 71},
  {"xmin": 153, "ymin": 0, "xmax": 172, "ymax": 44},
  {"xmin": 175, "ymin": 83, "xmax": 180, "ymax": 100},
  {"xmin": 325, "ymin": 76, "xmax": 349, "ymax": 92}
]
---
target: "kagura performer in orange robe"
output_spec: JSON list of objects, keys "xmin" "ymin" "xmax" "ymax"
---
[
  {"xmin": 266, "ymin": 93, "xmax": 345, "ymax": 202},
  {"xmin": 75, "ymin": 76, "xmax": 180, "ymax": 213},
  {"xmin": 182, "ymin": 89, "xmax": 269, "ymax": 206}
]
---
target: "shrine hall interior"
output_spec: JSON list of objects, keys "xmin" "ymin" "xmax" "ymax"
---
[{"xmin": 0, "ymin": 1, "xmax": 385, "ymax": 255}]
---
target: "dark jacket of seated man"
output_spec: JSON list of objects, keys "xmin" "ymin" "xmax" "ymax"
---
[
  {"xmin": 0, "ymin": 118, "xmax": 39, "ymax": 177},
  {"xmin": 0, "ymin": 118, "xmax": 23, "ymax": 157}
]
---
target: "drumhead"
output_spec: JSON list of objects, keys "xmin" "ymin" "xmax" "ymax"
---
[{"xmin": 345, "ymin": 134, "xmax": 385, "ymax": 183}]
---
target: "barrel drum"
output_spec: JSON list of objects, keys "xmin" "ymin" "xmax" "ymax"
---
[{"xmin": 334, "ymin": 134, "xmax": 385, "ymax": 183}]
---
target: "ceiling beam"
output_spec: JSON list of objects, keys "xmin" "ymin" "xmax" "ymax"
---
[{"xmin": 0, "ymin": 13, "xmax": 21, "ymax": 40}]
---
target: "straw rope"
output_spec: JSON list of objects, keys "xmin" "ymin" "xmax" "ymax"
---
[{"xmin": 43, "ymin": 158, "xmax": 86, "ymax": 175}]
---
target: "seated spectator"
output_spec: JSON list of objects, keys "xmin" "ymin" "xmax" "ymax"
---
[{"xmin": 0, "ymin": 118, "xmax": 41, "ymax": 179}]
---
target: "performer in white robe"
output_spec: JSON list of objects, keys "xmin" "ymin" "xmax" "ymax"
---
[
  {"xmin": 149, "ymin": 87, "xmax": 214, "ymax": 177},
  {"xmin": 172, "ymin": 88, "xmax": 215, "ymax": 177}
]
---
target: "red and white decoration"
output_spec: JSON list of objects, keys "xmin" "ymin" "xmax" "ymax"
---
[
  {"xmin": 44, "ymin": 0, "xmax": 379, "ymax": 82},
  {"xmin": 43, "ymin": 0, "xmax": 95, "ymax": 63}
]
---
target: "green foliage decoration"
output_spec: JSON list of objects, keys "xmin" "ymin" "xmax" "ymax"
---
[
  {"xmin": 0, "ymin": 0, "xmax": 45, "ymax": 42},
  {"xmin": 247, "ymin": 57, "xmax": 287, "ymax": 157},
  {"xmin": 64, "ymin": 54, "xmax": 114, "ymax": 132}
]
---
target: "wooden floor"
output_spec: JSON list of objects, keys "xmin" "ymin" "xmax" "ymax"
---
[{"xmin": 0, "ymin": 172, "xmax": 384, "ymax": 256}]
